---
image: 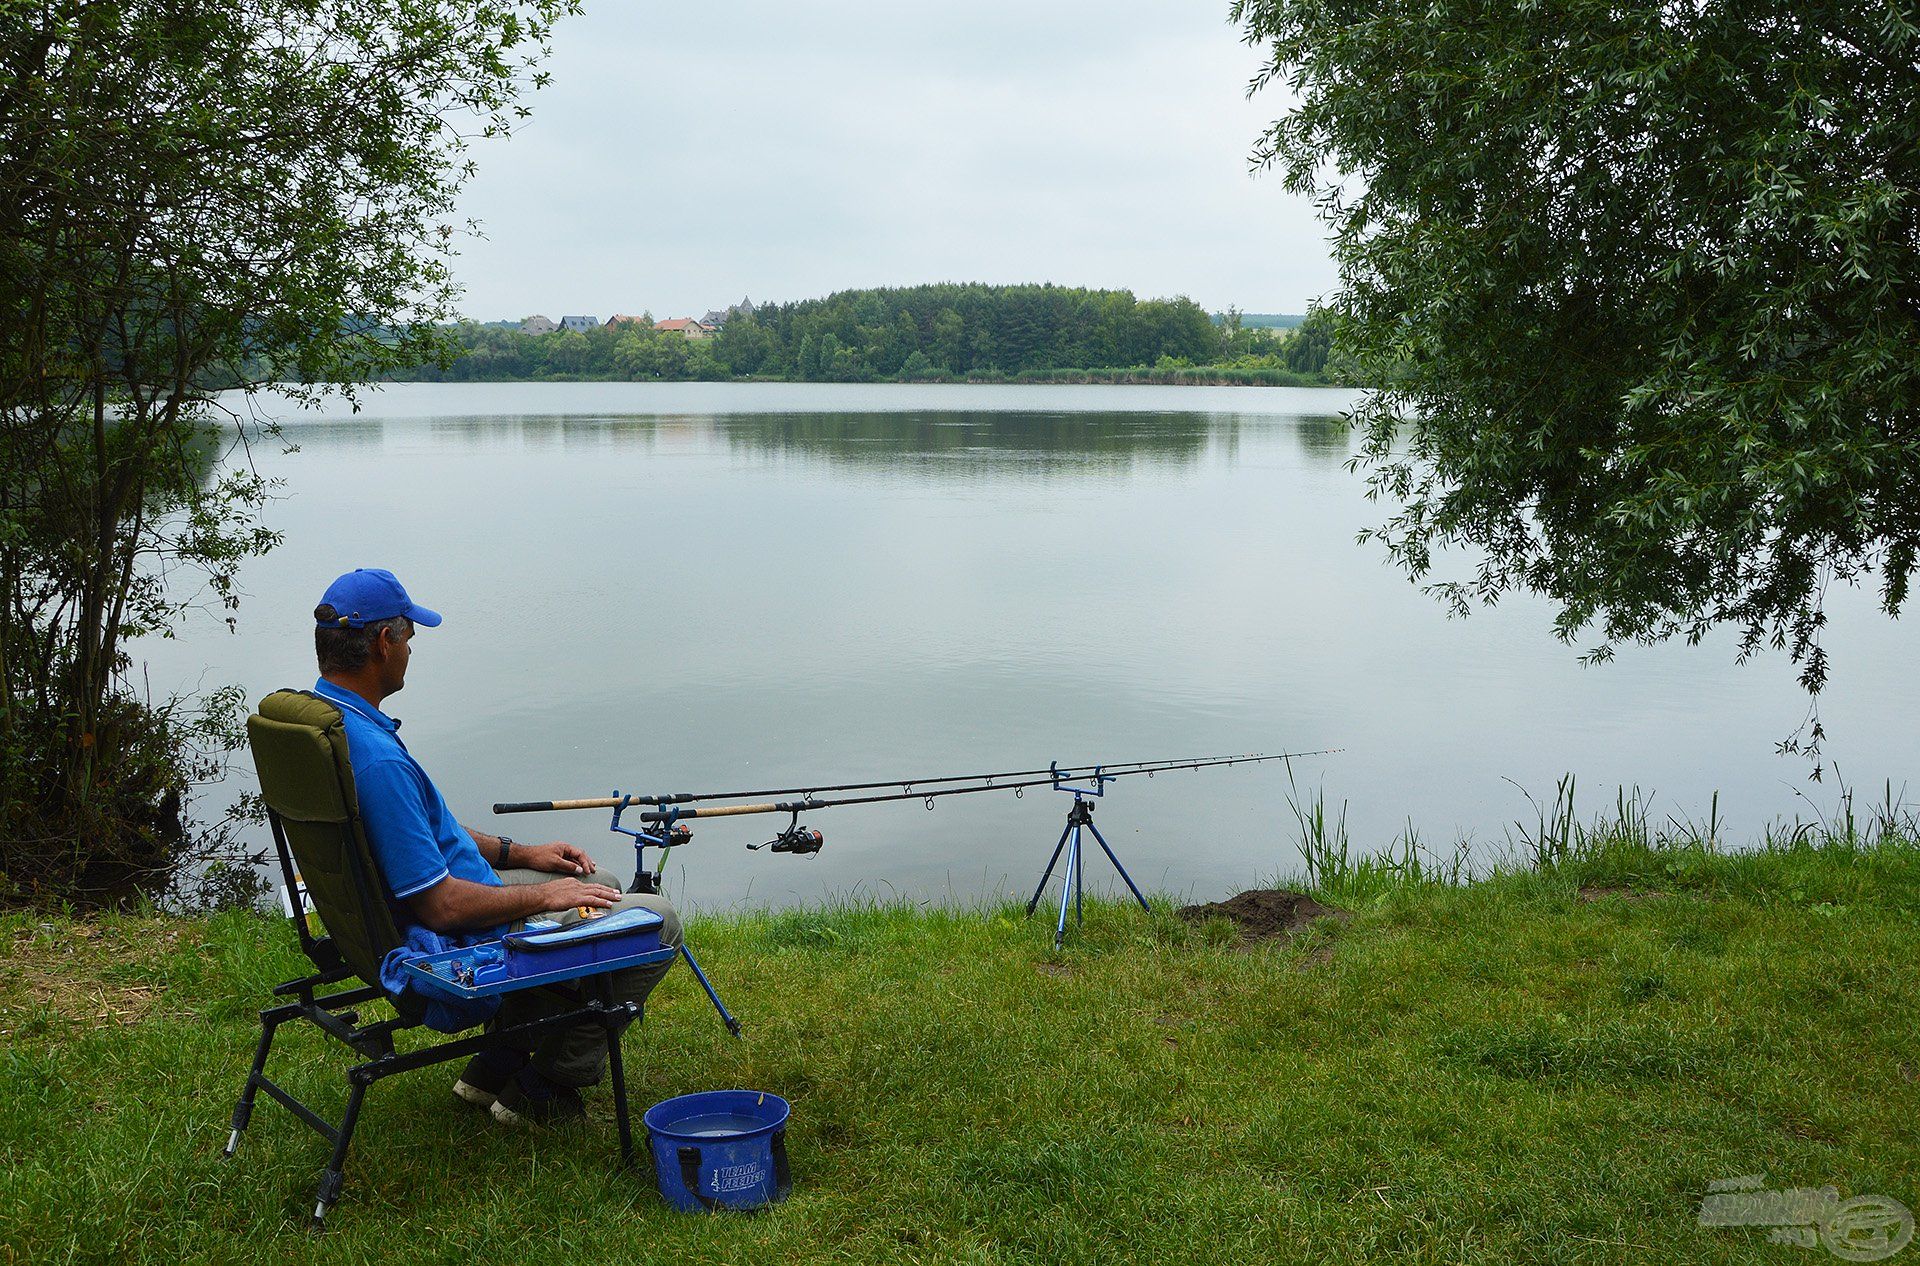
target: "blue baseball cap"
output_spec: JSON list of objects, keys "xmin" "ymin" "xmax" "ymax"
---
[{"xmin": 315, "ymin": 568, "xmax": 442, "ymax": 629}]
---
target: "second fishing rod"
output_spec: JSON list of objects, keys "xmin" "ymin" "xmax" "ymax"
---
[{"xmin": 492, "ymin": 749, "xmax": 1336, "ymax": 820}]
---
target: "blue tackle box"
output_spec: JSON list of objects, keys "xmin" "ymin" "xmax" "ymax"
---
[{"xmin": 402, "ymin": 908, "xmax": 673, "ymax": 998}]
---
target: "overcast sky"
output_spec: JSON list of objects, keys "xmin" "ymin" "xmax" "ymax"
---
[{"xmin": 449, "ymin": 0, "xmax": 1337, "ymax": 321}]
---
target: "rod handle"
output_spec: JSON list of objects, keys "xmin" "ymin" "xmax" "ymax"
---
[
  {"xmin": 673, "ymin": 801, "xmax": 784, "ymax": 819},
  {"xmin": 493, "ymin": 797, "xmax": 793, "ymax": 818},
  {"xmin": 494, "ymin": 795, "xmax": 694, "ymax": 815}
]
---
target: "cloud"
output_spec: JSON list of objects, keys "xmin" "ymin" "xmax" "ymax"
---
[{"xmin": 452, "ymin": 0, "xmax": 1334, "ymax": 320}]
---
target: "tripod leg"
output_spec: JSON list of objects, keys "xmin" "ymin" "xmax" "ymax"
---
[
  {"xmin": 1054, "ymin": 828, "xmax": 1079, "ymax": 949},
  {"xmin": 1086, "ymin": 820, "xmax": 1152, "ymax": 913},
  {"xmin": 1025, "ymin": 820, "xmax": 1075, "ymax": 917},
  {"xmin": 1074, "ymin": 824, "xmax": 1084, "ymax": 924}
]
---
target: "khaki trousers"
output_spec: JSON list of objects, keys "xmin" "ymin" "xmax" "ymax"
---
[{"xmin": 490, "ymin": 865, "xmax": 680, "ymax": 1088}]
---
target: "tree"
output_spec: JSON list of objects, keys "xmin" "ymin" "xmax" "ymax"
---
[
  {"xmin": 546, "ymin": 329, "xmax": 591, "ymax": 376},
  {"xmin": 931, "ymin": 309, "xmax": 967, "ymax": 373},
  {"xmin": 1283, "ymin": 307, "xmax": 1332, "ymax": 377},
  {"xmin": 817, "ymin": 332, "xmax": 846, "ymax": 381},
  {"xmin": 713, "ymin": 316, "xmax": 771, "ymax": 376},
  {"xmin": 613, "ymin": 327, "xmax": 687, "ymax": 379},
  {"xmin": 685, "ymin": 340, "xmax": 726, "ymax": 381},
  {"xmin": 0, "ymin": 0, "xmax": 577, "ymax": 904},
  {"xmin": 1234, "ymin": 0, "xmax": 1920, "ymax": 720}
]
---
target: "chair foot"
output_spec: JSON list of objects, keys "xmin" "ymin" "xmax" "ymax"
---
[
  {"xmin": 223, "ymin": 1128, "xmax": 242, "ymax": 1159},
  {"xmin": 311, "ymin": 1168, "xmax": 344, "ymax": 1233}
]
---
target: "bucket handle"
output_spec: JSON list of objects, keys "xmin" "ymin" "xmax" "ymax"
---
[
  {"xmin": 772, "ymin": 1129, "xmax": 792, "ymax": 1200},
  {"xmin": 673, "ymin": 1129, "xmax": 791, "ymax": 1212},
  {"xmin": 676, "ymin": 1147, "xmax": 724, "ymax": 1212}
]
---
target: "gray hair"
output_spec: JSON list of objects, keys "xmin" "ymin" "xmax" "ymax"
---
[{"xmin": 313, "ymin": 606, "xmax": 412, "ymax": 675}]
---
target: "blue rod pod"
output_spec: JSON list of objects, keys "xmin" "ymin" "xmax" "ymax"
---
[{"xmin": 643, "ymin": 1090, "xmax": 792, "ymax": 1212}]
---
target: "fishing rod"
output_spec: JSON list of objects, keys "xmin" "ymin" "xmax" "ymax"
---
[
  {"xmin": 496, "ymin": 746, "xmax": 1337, "ymax": 1031},
  {"xmin": 491, "ymin": 750, "xmax": 1336, "ymax": 818},
  {"xmin": 680, "ymin": 751, "xmax": 1270, "ymax": 803}
]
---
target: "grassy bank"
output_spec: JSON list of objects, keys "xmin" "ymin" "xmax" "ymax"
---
[{"xmin": 2, "ymin": 828, "xmax": 1916, "ymax": 1263}]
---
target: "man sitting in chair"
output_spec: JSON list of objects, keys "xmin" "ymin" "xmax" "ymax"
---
[{"xmin": 309, "ymin": 567, "xmax": 679, "ymax": 1127}]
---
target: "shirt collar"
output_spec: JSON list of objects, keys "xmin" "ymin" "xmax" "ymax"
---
[{"xmin": 312, "ymin": 678, "xmax": 401, "ymax": 732}]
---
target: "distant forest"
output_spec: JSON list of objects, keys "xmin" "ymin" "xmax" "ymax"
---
[{"xmin": 388, "ymin": 284, "xmax": 1337, "ymax": 386}]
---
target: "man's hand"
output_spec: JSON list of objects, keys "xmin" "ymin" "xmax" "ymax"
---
[
  {"xmin": 536, "ymin": 876, "xmax": 622, "ymax": 912},
  {"xmin": 408, "ymin": 873, "xmax": 621, "ymax": 933},
  {"xmin": 519, "ymin": 840, "xmax": 593, "ymax": 875}
]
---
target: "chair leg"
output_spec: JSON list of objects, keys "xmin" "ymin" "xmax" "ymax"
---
[
  {"xmin": 225, "ymin": 1011, "xmax": 285, "ymax": 1158},
  {"xmin": 605, "ymin": 1011, "xmax": 635, "ymax": 1166},
  {"xmin": 311, "ymin": 1076, "xmax": 369, "ymax": 1232}
]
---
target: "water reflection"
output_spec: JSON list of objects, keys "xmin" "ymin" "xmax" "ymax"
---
[
  {"xmin": 717, "ymin": 411, "xmax": 1224, "ymax": 475},
  {"xmin": 1294, "ymin": 415, "xmax": 1354, "ymax": 462},
  {"xmin": 279, "ymin": 417, "xmax": 388, "ymax": 449},
  {"xmin": 279, "ymin": 409, "xmax": 1260, "ymax": 478}
]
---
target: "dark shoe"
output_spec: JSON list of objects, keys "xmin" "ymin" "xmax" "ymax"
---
[
  {"xmin": 452, "ymin": 1048, "xmax": 526, "ymax": 1110},
  {"xmin": 490, "ymin": 1066, "xmax": 586, "ymax": 1127}
]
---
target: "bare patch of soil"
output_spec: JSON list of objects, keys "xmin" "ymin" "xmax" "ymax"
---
[
  {"xmin": 1176, "ymin": 889, "xmax": 1346, "ymax": 947},
  {"xmin": 1, "ymin": 919, "xmax": 187, "ymax": 1033}
]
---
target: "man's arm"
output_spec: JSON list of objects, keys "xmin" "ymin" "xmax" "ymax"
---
[
  {"xmin": 466, "ymin": 828, "xmax": 593, "ymax": 876},
  {"xmin": 407, "ymin": 873, "xmax": 621, "ymax": 934}
]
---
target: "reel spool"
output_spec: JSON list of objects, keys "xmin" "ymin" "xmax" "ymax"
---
[{"xmin": 750, "ymin": 810, "xmax": 824, "ymax": 856}]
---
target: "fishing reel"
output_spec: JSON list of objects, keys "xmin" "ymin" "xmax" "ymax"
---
[
  {"xmin": 629, "ymin": 822, "xmax": 693, "ymax": 895},
  {"xmin": 608, "ymin": 794, "xmax": 694, "ymax": 895},
  {"xmin": 751, "ymin": 810, "xmax": 824, "ymax": 857}
]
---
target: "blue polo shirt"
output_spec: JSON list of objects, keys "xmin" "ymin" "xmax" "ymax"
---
[{"xmin": 312, "ymin": 679, "xmax": 501, "ymax": 915}]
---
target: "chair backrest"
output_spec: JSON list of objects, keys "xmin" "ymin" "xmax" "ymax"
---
[{"xmin": 247, "ymin": 689, "xmax": 405, "ymax": 987}]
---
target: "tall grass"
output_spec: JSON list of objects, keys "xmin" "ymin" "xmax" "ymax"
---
[
  {"xmin": 1283, "ymin": 761, "xmax": 1470, "ymax": 902},
  {"xmin": 1282, "ymin": 765, "xmax": 1920, "ymax": 908}
]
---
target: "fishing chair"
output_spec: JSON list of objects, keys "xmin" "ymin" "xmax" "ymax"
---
[{"xmin": 224, "ymin": 689, "xmax": 643, "ymax": 1229}]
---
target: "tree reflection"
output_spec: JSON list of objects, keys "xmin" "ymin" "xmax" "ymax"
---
[
  {"xmin": 1294, "ymin": 414, "xmax": 1353, "ymax": 463},
  {"xmin": 717, "ymin": 411, "xmax": 1224, "ymax": 476},
  {"xmin": 278, "ymin": 410, "xmax": 1246, "ymax": 477}
]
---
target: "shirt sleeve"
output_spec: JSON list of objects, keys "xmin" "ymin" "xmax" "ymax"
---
[{"xmin": 351, "ymin": 756, "xmax": 452, "ymax": 899}]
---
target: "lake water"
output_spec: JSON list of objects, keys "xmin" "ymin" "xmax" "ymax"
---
[{"xmin": 148, "ymin": 382, "xmax": 1920, "ymax": 914}]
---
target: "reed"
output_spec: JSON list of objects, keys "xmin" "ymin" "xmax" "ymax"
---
[{"xmin": 1281, "ymin": 769, "xmax": 1920, "ymax": 907}]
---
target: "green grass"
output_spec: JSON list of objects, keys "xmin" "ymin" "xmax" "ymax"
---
[{"xmin": 2, "ymin": 828, "xmax": 1917, "ymax": 1264}]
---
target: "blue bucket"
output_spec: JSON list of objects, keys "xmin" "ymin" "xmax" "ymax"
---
[{"xmin": 643, "ymin": 1090, "xmax": 792, "ymax": 1212}]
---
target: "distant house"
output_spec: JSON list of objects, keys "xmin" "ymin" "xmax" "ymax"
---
[
  {"xmin": 701, "ymin": 296, "xmax": 756, "ymax": 328},
  {"xmin": 520, "ymin": 314, "xmax": 558, "ymax": 335},
  {"xmin": 655, "ymin": 317, "xmax": 714, "ymax": 340},
  {"xmin": 605, "ymin": 314, "xmax": 649, "ymax": 328},
  {"xmin": 559, "ymin": 315, "xmax": 600, "ymax": 333}
]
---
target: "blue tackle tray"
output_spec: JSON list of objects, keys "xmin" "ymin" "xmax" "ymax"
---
[{"xmin": 402, "ymin": 908, "xmax": 674, "ymax": 999}]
